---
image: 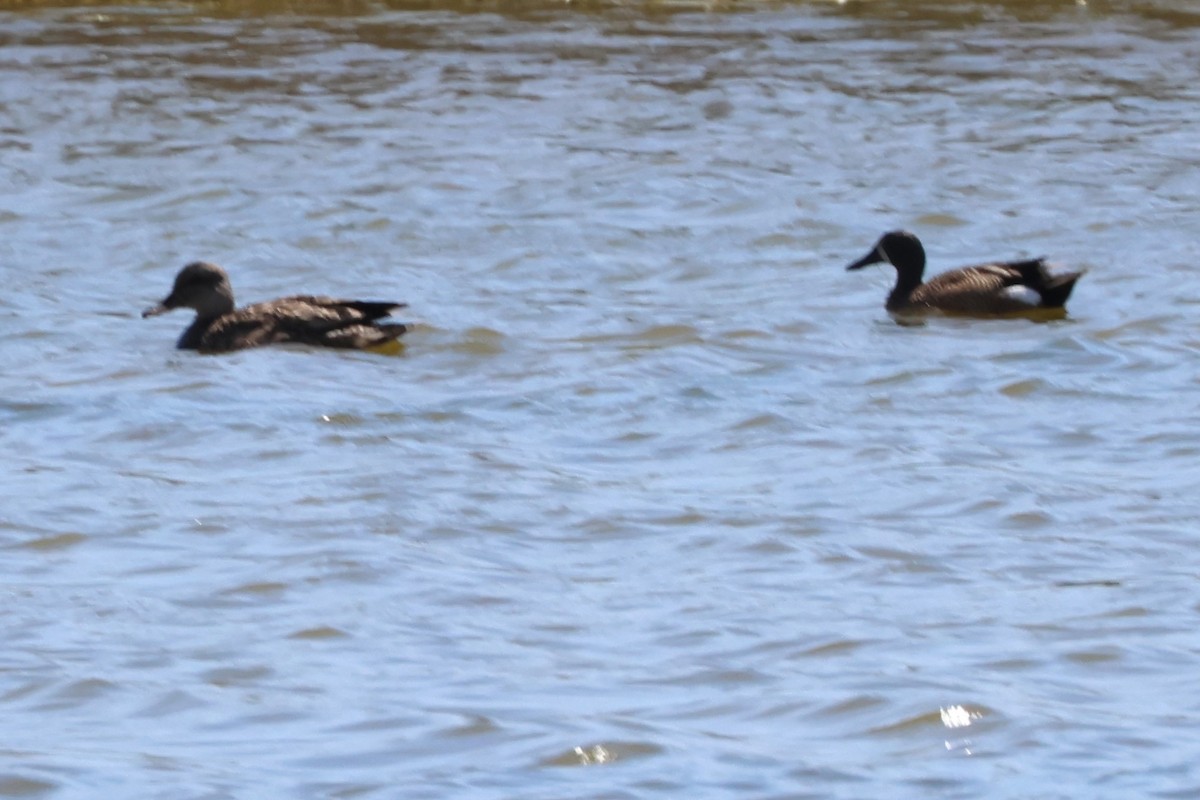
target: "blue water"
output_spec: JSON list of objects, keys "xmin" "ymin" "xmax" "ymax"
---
[{"xmin": 2, "ymin": 2, "xmax": 1200, "ymax": 798}]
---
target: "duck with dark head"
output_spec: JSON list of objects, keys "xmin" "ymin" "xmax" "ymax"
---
[
  {"xmin": 143, "ymin": 261, "xmax": 408, "ymax": 354},
  {"xmin": 847, "ymin": 230, "xmax": 1084, "ymax": 320}
]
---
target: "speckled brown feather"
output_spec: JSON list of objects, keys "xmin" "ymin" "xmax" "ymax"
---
[
  {"xmin": 901, "ymin": 261, "xmax": 1062, "ymax": 315},
  {"xmin": 198, "ymin": 296, "xmax": 407, "ymax": 353}
]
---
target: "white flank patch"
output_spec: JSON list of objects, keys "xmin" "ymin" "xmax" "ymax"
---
[{"xmin": 1002, "ymin": 285, "xmax": 1041, "ymax": 306}]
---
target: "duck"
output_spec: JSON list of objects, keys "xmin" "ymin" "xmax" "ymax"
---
[
  {"xmin": 143, "ymin": 261, "xmax": 408, "ymax": 354},
  {"xmin": 846, "ymin": 230, "xmax": 1084, "ymax": 319}
]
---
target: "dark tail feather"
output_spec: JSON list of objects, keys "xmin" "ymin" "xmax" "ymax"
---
[
  {"xmin": 1038, "ymin": 270, "xmax": 1085, "ymax": 308},
  {"xmin": 373, "ymin": 323, "xmax": 408, "ymax": 342},
  {"xmin": 342, "ymin": 301, "xmax": 407, "ymax": 321}
]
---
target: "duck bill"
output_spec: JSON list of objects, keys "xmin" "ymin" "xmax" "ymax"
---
[
  {"xmin": 142, "ymin": 299, "xmax": 173, "ymax": 318},
  {"xmin": 846, "ymin": 248, "xmax": 884, "ymax": 271}
]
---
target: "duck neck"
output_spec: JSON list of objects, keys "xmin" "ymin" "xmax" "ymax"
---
[
  {"xmin": 177, "ymin": 315, "xmax": 219, "ymax": 350},
  {"xmin": 886, "ymin": 263, "xmax": 925, "ymax": 309}
]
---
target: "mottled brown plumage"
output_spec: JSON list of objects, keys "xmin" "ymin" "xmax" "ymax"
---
[
  {"xmin": 143, "ymin": 262, "xmax": 408, "ymax": 353},
  {"xmin": 847, "ymin": 230, "xmax": 1084, "ymax": 318}
]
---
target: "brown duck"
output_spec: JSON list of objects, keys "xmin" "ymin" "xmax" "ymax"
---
[
  {"xmin": 143, "ymin": 261, "xmax": 408, "ymax": 353},
  {"xmin": 847, "ymin": 230, "xmax": 1084, "ymax": 319}
]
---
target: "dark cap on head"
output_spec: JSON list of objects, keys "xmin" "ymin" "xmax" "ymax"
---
[{"xmin": 846, "ymin": 230, "xmax": 926, "ymax": 272}]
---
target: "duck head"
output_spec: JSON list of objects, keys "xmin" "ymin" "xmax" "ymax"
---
[
  {"xmin": 143, "ymin": 261, "xmax": 236, "ymax": 319},
  {"xmin": 846, "ymin": 230, "xmax": 927, "ymax": 277}
]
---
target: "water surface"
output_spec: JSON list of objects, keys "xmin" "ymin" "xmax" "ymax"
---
[{"xmin": 2, "ymin": 1, "xmax": 1200, "ymax": 798}]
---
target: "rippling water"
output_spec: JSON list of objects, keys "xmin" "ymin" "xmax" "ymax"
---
[{"xmin": 3, "ymin": 1, "xmax": 1200, "ymax": 797}]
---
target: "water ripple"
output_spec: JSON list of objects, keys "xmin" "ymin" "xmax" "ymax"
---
[{"xmin": 3, "ymin": 2, "xmax": 1200, "ymax": 798}]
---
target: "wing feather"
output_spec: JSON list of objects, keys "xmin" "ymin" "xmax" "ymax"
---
[
  {"xmin": 909, "ymin": 260, "xmax": 1051, "ymax": 314},
  {"xmin": 197, "ymin": 296, "xmax": 407, "ymax": 352}
]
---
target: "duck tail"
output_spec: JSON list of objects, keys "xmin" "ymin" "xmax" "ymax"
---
[
  {"xmin": 342, "ymin": 301, "xmax": 408, "ymax": 320},
  {"xmin": 1038, "ymin": 269, "xmax": 1085, "ymax": 308}
]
